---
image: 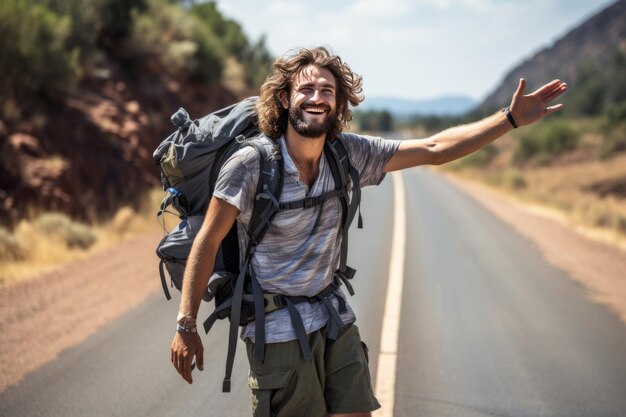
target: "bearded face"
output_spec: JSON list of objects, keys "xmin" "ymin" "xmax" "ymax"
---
[
  {"xmin": 287, "ymin": 99, "xmax": 337, "ymax": 138},
  {"xmin": 283, "ymin": 65, "xmax": 339, "ymax": 139}
]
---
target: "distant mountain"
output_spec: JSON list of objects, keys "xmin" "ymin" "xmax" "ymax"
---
[
  {"xmin": 478, "ymin": 0, "xmax": 626, "ymax": 113},
  {"xmin": 358, "ymin": 95, "xmax": 477, "ymax": 117}
]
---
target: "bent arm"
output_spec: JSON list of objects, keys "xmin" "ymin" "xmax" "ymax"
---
[
  {"xmin": 384, "ymin": 78, "xmax": 567, "ymax": 172},
  {"xmin": 178, "ymin": 197, "xmax": 240, "ymax": 318}
]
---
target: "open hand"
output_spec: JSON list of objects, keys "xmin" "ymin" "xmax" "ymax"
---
[
  {"xmin": 171, "ymin": 331, "xmax": 204, "ymax": 384},
  {"xmin": 510, "ymin": 78, "xmax": 568, "ymax": 127}
]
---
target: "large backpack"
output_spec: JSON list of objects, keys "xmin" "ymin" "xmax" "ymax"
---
[{"xmin": 154, "ymin": 97, "xmax": 362, "ymax": 392}]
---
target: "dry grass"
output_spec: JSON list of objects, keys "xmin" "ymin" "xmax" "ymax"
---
[
  {"xmin": 443, "ymin": 126, "xmax": 626, "ymax": 249},
  {"xmin": 0, "ymin": 188, "xmax": 168, "ymax": 288}
]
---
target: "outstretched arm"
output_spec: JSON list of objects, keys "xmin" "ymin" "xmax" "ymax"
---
[{"xmin": 384, "ymin": 78, "xmax": 567, "ymax": 172}]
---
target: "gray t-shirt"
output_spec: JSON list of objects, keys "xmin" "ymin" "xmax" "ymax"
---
[{"xmin": 214, "ymin": 132, "xmax": 400, "ymax": 343}]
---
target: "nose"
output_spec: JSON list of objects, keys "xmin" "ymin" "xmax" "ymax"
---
[{"xmin": 310, "ymin": 89, "xmax": 323, "ymax": 103}]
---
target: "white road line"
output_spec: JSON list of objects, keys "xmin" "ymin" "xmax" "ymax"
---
[{"xmin": 374, "ymin": 171, "xmax": 407, "ymax": 416}]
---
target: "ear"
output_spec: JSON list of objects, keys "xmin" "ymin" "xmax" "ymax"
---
[{"xmin": 279, "ymin": 90, "xmax": 289, "ymax": 109}]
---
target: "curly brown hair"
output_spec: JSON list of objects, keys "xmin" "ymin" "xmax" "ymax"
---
[{"xmin": 256, "ymin": 46, "xmax": 364, "ymax": 140}]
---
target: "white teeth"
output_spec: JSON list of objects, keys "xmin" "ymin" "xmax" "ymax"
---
[{"xmin": 305, "ymin": 108, "xmax": 325, "ymax": 113}]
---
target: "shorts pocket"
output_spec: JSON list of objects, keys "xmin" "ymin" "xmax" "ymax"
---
[{"xmin": 248, "ymin": 368, "xmax": 295, "ymax": 417}]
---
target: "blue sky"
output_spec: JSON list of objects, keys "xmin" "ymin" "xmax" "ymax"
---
[{"xmin": 214, "ymin": 0, "xmax": 616, "ymax": 103}]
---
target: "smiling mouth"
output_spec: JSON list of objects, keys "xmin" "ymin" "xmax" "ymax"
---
[{"xmin": 303, "ymin": 106, "xmax": 328, "ymax": 114}]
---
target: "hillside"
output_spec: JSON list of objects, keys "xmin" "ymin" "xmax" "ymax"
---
[
  {"xmin": 0, "ymin": 0, "xmax": 271, "ymax": 228},
  {"xmin": 437, "ymin": 0, "xmax": 626, "ymax": 248},
  {"xmin": 477, "ymin": 0, "xmax": 626, "ymax": 113}
]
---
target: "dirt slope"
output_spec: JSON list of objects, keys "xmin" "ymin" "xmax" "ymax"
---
[{"xmin": 0, "ymin": 233, "xmax": 162, "ymax": 392}]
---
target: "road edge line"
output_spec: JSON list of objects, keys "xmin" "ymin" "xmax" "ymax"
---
[{"xmin": 374, "ymin": 171, "xmax": 406, "ymax": 416}]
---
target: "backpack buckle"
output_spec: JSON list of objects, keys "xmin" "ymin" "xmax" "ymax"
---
[{"xmin": 263, "ymin": 293, "xmax": 287, "ymax": 313}]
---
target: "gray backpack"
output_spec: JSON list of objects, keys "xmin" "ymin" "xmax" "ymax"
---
[{"xmin": 154, "ymin": 96, "xmax": 362, "ymax": 392}]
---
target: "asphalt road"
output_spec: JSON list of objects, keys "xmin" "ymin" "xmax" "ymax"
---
[{"xmin": 2, "ymin": 168, "xmax": 626, "ymax": 417}]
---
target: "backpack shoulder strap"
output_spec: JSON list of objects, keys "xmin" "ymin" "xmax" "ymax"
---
[
  {"xmin": 245, "ymin": 136, "xmax": 283, "ymax": 246},
  {"xmin": 324, "ymin": 139, "xmax": 361, "ymax": 289},
  {"xmin": 219, "ymin": 135, "xmax": 282, "ymax": 392}
]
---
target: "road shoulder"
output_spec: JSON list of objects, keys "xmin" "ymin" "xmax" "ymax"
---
[{"xmin": 443, "ymin": 173, "xmax": 626, "ymax": 325}]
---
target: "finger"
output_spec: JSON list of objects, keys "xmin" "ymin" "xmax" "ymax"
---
[
  {"xmin": 197, "ymin": 344, "xmax": 204, "ymax": 371},
  {"xmin": 542, "ymin": 84, "xmax": 567, "ymax": 102},
  {"xmin": 183, "ymin": 355, "xmax": 193, "ymax": 384},
  {"xmin": 535, "ymin": 79, "xmax": 562, "ymax": 96},
  {"xmin": 545, "ymin": 104, "xmax": 564, "ymax": 115},
  {"xmin": 174, "ymin": 351, "xmax": 183, "ymax": 376},
  {"xmin": 514, "ymin": 78, "xmax": 526, "ymax": 98}
]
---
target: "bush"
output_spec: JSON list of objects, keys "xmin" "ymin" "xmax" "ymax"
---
[
  {"xmin": 500, "ymin": 168, "xmax": 527, "ymax": 190},
  {"xmin": 129, "ymin": 0, "xmax": 224, "ymax": 83},
  {"xmin": 513, "ymin": 119, "xmax": 580, "ymax": 164},
  {"xmin": 0, "ymin": 227, "xmax": 24, "ymax": 261},
  {"xmin": 598, "ymin": 131, "xmax": 626, "ymax": 159},
  {"xmin": 354, "ymin": 110, "xmax": 394, "ymax": 132},
  {"xmin": 33, "ymin": 212, "xmax": 96, "ymax": 249},
  {"xmin": 596, "ymin": 101, "xmax": 626, "ymax": 159},
  {"xmin": 0, "ymin": 0, "xmax": 79, "ymax": 113},
  {"xmin": 190, "ymin": 2, "xmax": 271, "ymax": 89}
]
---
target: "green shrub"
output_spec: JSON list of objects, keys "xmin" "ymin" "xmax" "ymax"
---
[
  {"xmin": 500, "ymin": 168, "xmax": 527, "ymax": 190},
  {"xmin": 98, "ymin": 0, "xmax": 147, "ymax": 40},
  {"xmin": 129, "ymin": 0, "xmax": 224, "ymax": 82},
  {"xmin": 190, "ymin": 1, "xmax": 271, "ymax": 88},
  {"xmin": 188, "ymin": 17, "xmax": 225, "ymax": 83},
  {"xmin": 596, "ymin": 101, "xmax": 626, "ymax": 159},
  {"xmin": 240, "ymin": 36, "xmax": 272, "ymax": 90},
  {"xmin": 513, "ymin": 119, "xmax": 579, "ymax": 164},
  {"xmin": 33, "ymin": 212, "xmax": 96, "ymax": 249},
  {"xmin": 0, "ymin": 0, "xmax": 79, "ymax": 113},
  {"xmin": 0, "ymin": 227, "xmax": 24, "ymax": 261},
  {"xmin": 354, "ymin": 110, "xmax": 394, "ymax": 132},
  {"xmin": 598, "ymin": 132, "xmax": 626, "ymax": 159}
]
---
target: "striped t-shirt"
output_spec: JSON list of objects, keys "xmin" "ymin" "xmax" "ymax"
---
[{"xmin": 213, "ymin": 132, "xmax": 400, "ymax": 343}]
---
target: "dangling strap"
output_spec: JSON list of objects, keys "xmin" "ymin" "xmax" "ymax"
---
[
  {"xmin": 222, "ymin": 254, "xmax": 250, "ymax": 393},
  {"xmin": 158, "ymin": 259, "xmax": 172, "ymax": 300},
  {"xmin": 284, "ymin": 298, "xmax": 313, "ymax": 360},
  {"xmin": 318, "ymin": 294, "xmax": 345, "ymax": 340},
  {"xmin": 250, "ymin": 273, "xmax": 266, "ymax": 362},
  {"xmin": 334, "ymin": 267, "xmax": 356, "ymax": 296}
]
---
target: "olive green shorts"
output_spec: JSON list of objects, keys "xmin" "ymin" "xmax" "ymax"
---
[{"xmin": 245, "ymin": 323, "xmax": 380, "ymax": 417}]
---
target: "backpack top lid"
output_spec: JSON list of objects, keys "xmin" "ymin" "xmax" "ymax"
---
[{"xmin": 153, "ymin": 97, "xmax": 261, "ymax": 217}]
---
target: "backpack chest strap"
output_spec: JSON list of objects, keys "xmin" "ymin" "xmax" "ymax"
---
[{"xmin": 277, "ymin": 188, "xmax": 344, "ymax": 211}]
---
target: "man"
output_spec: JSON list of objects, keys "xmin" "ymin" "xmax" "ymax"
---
[{"xmin": 171, "ymin": 47, "xmax": 567, "ymax": 416}]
